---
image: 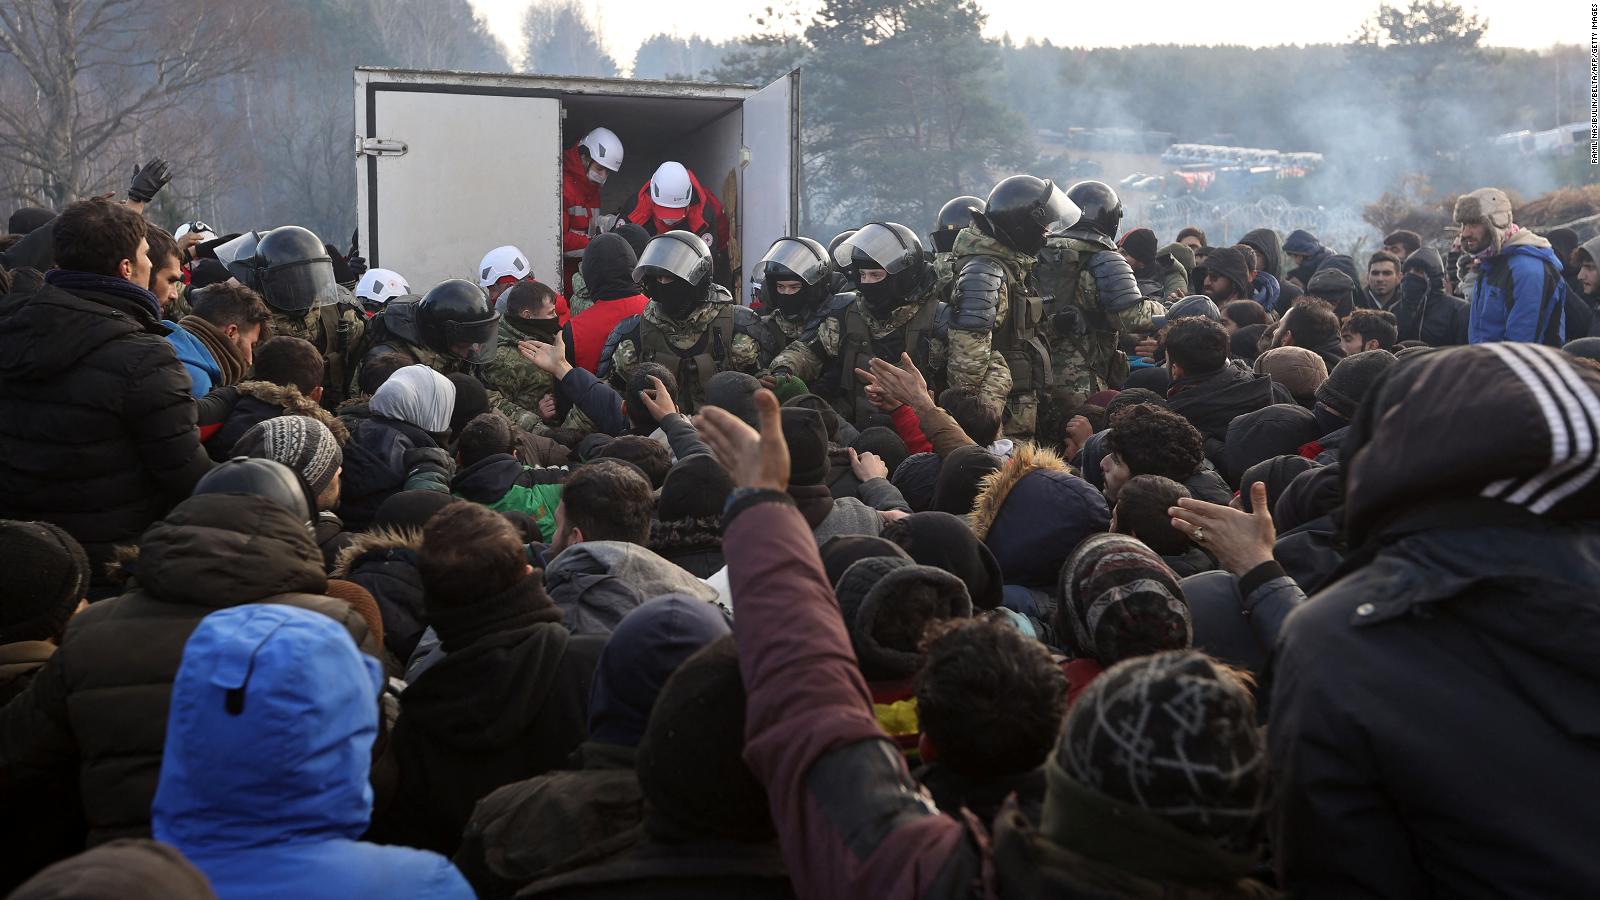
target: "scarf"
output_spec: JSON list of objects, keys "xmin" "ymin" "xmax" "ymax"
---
[
  {"xmin": 179, "ymin": 315, "xmax": 247, "ymax": 387},
  {"xmin": 45, "ymin": 268, "xmax": 161, "ymax": 321}
]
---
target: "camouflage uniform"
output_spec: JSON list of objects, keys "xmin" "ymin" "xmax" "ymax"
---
[
  {"xmin": 567, "ymin": 270, "xmax": 594, "ymax": 319},
  {"xmin": 599, "ymin": 284, "xmax": 776, "ymax": 414},
  {"xmin": 767, "ymin": 288, "xmax": 949, "ymax": 427},
  {"xmin": 759, "ymin": 309, "xmax": 810, "ymax": 351},
  {"xmin": 947, "ymin": 227, "xmax": 1048, "ymax": 438},
  {"xmin": 271, "ymin": 287, "xmax": 368, "ymax": 406},
  {"xmin": 1037, "ymin": 229, "xmax": 1167, "ymax": 409},
  {"xmin": 480, "ymin": 323, "xmax": 592, "ymax": 434}
]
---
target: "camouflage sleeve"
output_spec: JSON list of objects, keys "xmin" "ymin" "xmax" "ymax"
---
[
  {"xmin": 728, "ymin": 332, "xmax": 764, "ymax": 374},
  {"xmin": 945, "ymin": 328, "xmax": 1000, "ymax": 393},
  {"xmin": 486, "ymin": 389, "xmax": 543, "ymax": 432},
  {"xmin": 1110, "ymin": 298, "xmax": 1169, "ymax": 334},
  {"xmin": 481, "ymin": 350, "xmax": 555, "ymax": 431},
  {"xmin": 608, "ymin": 337, "xmax": 640, "ymax": 387},
  {"xmin": 767, "ymin": 316, "xmax": 837, "ymax": 383},
  {"xmin": 558, "ymin": 404, "xmax": 595, "ymax": 435},
  {"xmin": 976, "ymin": 350, "xmax": 1012, "ymax": 414},
  {"xmin": 567, "ymin": 271, "xmax": 593, "ymax": 318}
]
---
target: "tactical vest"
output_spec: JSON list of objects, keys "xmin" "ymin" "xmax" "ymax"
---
[
  {"xmin": 638, "ymin": 304, "xmax": 737, "ymax": 410},
  {"xmin": 830, "ymin": 296, "xmax": 940, "ymax": 424},
  {"xmin": 956, "ymin": 253, "xmax": 1052, "ymax": 395},
  {"xmin": 1037, "ymin": 238, "xmax": 1130, "ymax": 394}
]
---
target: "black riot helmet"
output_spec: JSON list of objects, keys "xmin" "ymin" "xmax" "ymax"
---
[
  {"xmin": 634, "ymin": 230, "xmax": 714, "ymax": 320},
  {"xmin": 833, "ymin": 222, "xmax": 931, "ymax": 315},
  {"xmin": 191, "ymin": 457, "xmax": 314, "ymax": 526},
  {"xmin": 217, "ymin": 225, "xmax": 339, "ymax": 315},
  {"xmin": 416, "ymin": 279, "xmax": 501, "ymax": 365},
  {"xmin": 760, "ymin": 236, "xmax": 833, "ymax": 317},
  {"xmin": 931, "ymin": 196, "xmax": 984, "ymax": 254},
  {"xmin": 976, "ymin": 177, "xmax": 1080, "ymax": 256},
  {"xmin": 827, "ymin": 230, "xmax": 857, "ymax": 261},
  {"xmin": 1066, "ymin": 181, "xmax": 1124, "ymax": 238}
]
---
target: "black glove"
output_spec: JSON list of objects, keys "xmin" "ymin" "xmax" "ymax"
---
[
  {"xmin": 347, "ymin": 229, "xmax": 368, "ymax": 280},
  {"xmin": 128, "ymin": 157, "xmax": 172, "ymax": 203}
]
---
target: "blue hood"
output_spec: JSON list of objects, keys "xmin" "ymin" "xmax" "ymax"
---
[
  {"xmin": 1495, "ymin": 241, "xmax": 1563, "ymax": 269},
  {"xmin": 153, "ymin": 604, "xmax": 384, "ymax": 851},
  {"xmin": 1283, "ymin": 229, "xmax": 1325, "ymax": 257},
  {"xmin": 588, "ymin": 593, "xmax": 730, "ymax": 747},
  {"xmin": 164, "ymin": 321, "xmax": 221, "ymax": 398}
]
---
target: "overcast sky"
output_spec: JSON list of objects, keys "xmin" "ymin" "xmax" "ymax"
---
[{"xmin": 466, "ymin": 0, "xmax": 1577, "ymax": 71}]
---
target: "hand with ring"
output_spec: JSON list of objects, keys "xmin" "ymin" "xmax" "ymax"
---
[{"xmin": 1169, "ymin": 481, "xmax": 1277, "ymax": 576}]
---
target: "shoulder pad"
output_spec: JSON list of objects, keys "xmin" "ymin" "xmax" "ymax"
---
[
  {"xmin": 595, "ymin": 314, "xmax": 641, "ymax": 381},
  {"xmin": 932, "ymin": 302, "xmax": 951, "ymax": 339},
  {"xmin": 951, "ymin": 257, "xmax": 1006, "ymax": 330},
  {"xmin": 1087, "ymin": 250, "xmax": 1143, "ymax": 312},
  {"xmin": 730, "ymin": 304, "xmax": 780, "ymax": 358},
  {"xmin": 800, "ymin": 294, "xmax": 852, "ymax": 342}
]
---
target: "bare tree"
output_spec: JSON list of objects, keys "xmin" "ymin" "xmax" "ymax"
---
[
  {"xmin": 0, "ymin": 0, "xmax": 260, "ymax": 207},
  {"xmin": 361, "ymin": 0, "xmax": 508, "ymax": 72},
  {"xmin": 521, "ymin": 0, "xmax": 618, "ymax": 78}
]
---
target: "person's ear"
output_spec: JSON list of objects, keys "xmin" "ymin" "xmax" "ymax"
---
[
  {"xmin": 223, "ymin": 323, "xmax": 240, "ymax": 341},
  {"xmin": 1169, "ymin": 361, "xmax": 1186, "ymax": 381},
  {"xmin": 569, "ymin": 525, "xmax": 584, "ymax": 546},
  {"xmin": 310, "ymin": 385, "xmax": 324, "ymax": 403},
  {"xmin": 1365, "ymin": 339, "xmax": 1380, "ymax": 353},
  {"xmin": 118, "ymin": 257, "xmax": 134, "ymax": 280}
]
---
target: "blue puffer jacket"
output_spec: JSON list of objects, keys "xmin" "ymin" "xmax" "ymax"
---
[
  {"xmin": 152, "ymin": 604, "xmax": 472, "ymax": 900},
  {"xmin": 163, "ymin": 321, "xmax": 220, "ymax": 398},
  {"xmin": 1469, "ymin": 232, "xmax": 1566, "ymax": 344}
]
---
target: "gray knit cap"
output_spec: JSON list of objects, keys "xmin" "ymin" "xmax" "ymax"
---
[{"xmin": 231, "ymin": 416, "xmax": 343, "ymax": 497}]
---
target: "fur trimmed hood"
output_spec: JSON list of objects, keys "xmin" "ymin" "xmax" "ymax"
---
[
  {"xmin": 968, "ymin": 442, "xmax": 1069, "ymax": 541},
  {"xmin": 235, "ymin": 380, "xmax": 350, "ymax": 446},
  {"xmin": 331, "ymin": 525, "xmax": 422, "ymax": 577}
]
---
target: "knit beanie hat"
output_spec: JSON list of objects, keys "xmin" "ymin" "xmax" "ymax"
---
[
  {"xmin": 657, "ymin": 454, "xmax": 735, "ymax": 522},
  {"xmin": 231, "ymin": 416, "xmax": 344, "ymax": 498},
  {"xmin": 892, "ymin": 451, "xmax": 943, "ymax": 512},
  {"xmin": 1167, "ymin": 295, "xmax": 1222, "ymax": 323},
  {"xmin": 1047, "ymin": 651, "xmax": 1267, "ymax": 866},
  {"xmin": 1454, "ymin": 187, "xmax": 1513, "ymax": 230},
  {"xmin": 636, "ymin": 636, "xmax": 772, "ymax": 841},
  {"xmin": 852, "ymin": 426, "xmax": 910, "ymax": 479},
  {"xmin": 1118, "ymin": 228, "xmax": 1159, "ymax": 267},
  {"xmin": 324, "ymin": 578, "xmax": 385, "ymax": 651},
  {"xmin": 1055, "ymin": 532, "xmax": 1190, "ymax": 668},
  {"xmin": 590, "ymin": 594, "xmax": 731, "ymax": 748},
  {"xmin": 781, "ymin": 407, "xmax": 831, "ymax": 485},
  {"xmin": 819, "ymin": 534, "xmax": 910, "ymax": 588},
  {"xmin": 932, "ymin": 444, "xmax": 1002, "ymax": 516},
  {"xmin": 704, "ymin": 371, "xmax": 762, "ymax": 429},
  {"xmin": 881, "ymin": 511, "xmax": 1004, "ymax": 610},
  {"xmin": 783, "ymin": 393, "xmax": 842, "ymax": 443},
  {"xmin": 372, "ymin": 489, "xmax": 455, "ymax": 531},
  {"xmin": 1254, "ymin": 346, "xmax": 1328, "ymax": 406},
  {"xmin": 1199, "ymin": 247, "xmax": 1251, "ymax": 298},
  {"xmin": 0, "ymin": 520, "xmax": 89, "ymax": 643},
  {"xmin": 1316, "ymin": 349, "xmax": 1397, "ymax": 418},
  {"xmin": 834, "ymin": 556, "xmax": 972, "ymax": 681}
]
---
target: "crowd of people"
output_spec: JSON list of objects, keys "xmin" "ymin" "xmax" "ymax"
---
[{"xmin": 0, "ymin": 152, "xmax": 1597, "ymax": 899}]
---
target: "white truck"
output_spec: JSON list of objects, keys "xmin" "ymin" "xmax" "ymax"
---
[{"xmin": 353, "ymin": 66, "xmax": 801, "ymax": 303}]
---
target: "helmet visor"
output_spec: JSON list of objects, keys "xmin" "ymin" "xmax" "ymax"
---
[
  {"xmin": 1035, "ymin": 183, "xmax": 1082, "ymax": 237},
  {"xmin": 213, "ymin": 231, "xmax": 259, "ymax": 269},
  {"xmin": 633, "ymin": 234, "xmax": 712, "ymax": 285},
  {"xmin": 760, "ymin": 239, "xmax": 829, "ymax": 286},
  {"xmin": 833, "ymin": 223, "xmax": 916, "ymax": 274},
  {"xmin": 444, "ymin": 314, "xmax": 502, "ymax": 365},
  {"xmin": 259, "ymin": 258, "xmax": 340, "ymax": 314}
]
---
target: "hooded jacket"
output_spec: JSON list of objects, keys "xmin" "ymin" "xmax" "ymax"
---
[
  {"xmin": 0, "ymin": 494, "xmax": 374, "ymax": 845},
  {"xmin": 1282, "ymin": 230, "xmax": 1333, "ymax": 285},
  {"xmin": 333, "ymin": 526, "xmax": 429, "ymax": 662},
  {"xmin": 452, "ymin": 453, "xmax": 566, "ymax": 542},
  {"xmin": 1393, "ymin": 249, "xmax": 1470, "ymax": 347},
  {"xmin": 1240, "ymin": 228, "xmax": 1285, "ymax": 282},
  {"xmin": 971, "ymin": 444, "xmax": 1109, "ymax": 614},
  {"xmin": 1468, "ymin": 227, "xmax": 1567, "ymax": 344},
  {"xmin": 0, "ymin": 273, "xmax": 212, "ymax": 581},
  {"xmin": 339, "ymin": 415, "xmax": 447, "ymax": 530},
  {"xmin": 544, "ymin": 540, "xmax": 721, "ymax": 635},
  {"xmin": 569, "ymin": 233, "xmax": 649, "ymax": 374},
  {"xmin": 1224, "ymin": 404, "xmax": 1321, "ymax": 486},
  {"xmin": 1167, "ymin": 365, "xmax": 1295, "ymax": 465},
  {"xmin": 562, "ymin": 144, "xmax": 604, "ymax": 291},
  {"xmin": 368, "ymin": 576, "xmax": 602, "ymax": 856},
  {"xmin": 1272, "ymin": 344, "xmax": 1600, "ymax": 897},
  {"xmin": 201, "ymin": 379, "xmax": 350, "ymax": 458},
  {"xmin": 152, "ymin": 604, "xmax": 471, "ymax": 899}
]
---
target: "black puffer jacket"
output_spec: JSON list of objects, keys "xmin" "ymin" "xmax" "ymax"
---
[
  {"xmin": 0, "ymin": 494, "xmax": 373, "ymax": 846},
  {"xmin": 1167, "ymin": 365, "xmax": 1294, "ymax": 465},
  {"xmin": 0, "ymin": 274, "xmax": 212, "ymax": 580},
  {"xmin": 1393, "ymin": 248, "xmax": 1469, "ymax": 346},
  {"xmin": 333, "ymin": 526, "xmax": 429, "ymax": 661}
]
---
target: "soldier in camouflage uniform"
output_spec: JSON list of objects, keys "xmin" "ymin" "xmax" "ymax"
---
[
  {"xmin": 480, "ymin": 280, "xmax": 591, "ymax": 433},
  {"xmin": 929, "ymin": 196, "xmax": 984, "ymax": 298},
  {"xmin": 757, "ymin": 236, "xmax": 835, "ymax": 349},
  {"xmin": 1036, "ymin": 181, "xmax": 1168, "ymax": 410},
  {"xmin": 599, "ymin": 231, "xmax": 776, "ymax": 414},
  {"xmin": 222, "ymin": 225, "xmax": 366, "ymax": 406},
  {"xmin": 767, "ymin": 222, "xmax": 949, "ymax": 427},
  {"xmin": 358, "ymin": 279, "xmax": 501, "ymax": 389},
  {"xmin": 948, "ymin": 177, "xmax": 1079, "ymax": 438}
]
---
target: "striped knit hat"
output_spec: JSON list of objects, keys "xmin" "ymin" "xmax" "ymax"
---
[
  {"xmin": 1055, "ymin": 532, "xmax": 1191, "ymax": 668},
  {"xmin": 231, "ymin": 416, "xmax": 343, "ymax": 498}
]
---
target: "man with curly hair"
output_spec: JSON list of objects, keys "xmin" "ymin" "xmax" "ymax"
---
[{"xmin": 1100, "ymin": 404, "xmax": 1206, "ymax": 503}]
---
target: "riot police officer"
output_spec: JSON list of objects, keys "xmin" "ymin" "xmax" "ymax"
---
[
  {"xmin": 1036, "ymin": 180, "xmax": 1169, "ymax": 408},
  {"xmin": 359, "ymin": 279, "xmax": 502, "ymax": 380},
  {"xmin": 222, "ymin": 225, "xmax": 366, "ymax": 406},
  {"xmin": 767, "ymin": 222, "xmax": 949, "ymax": 426},
  {"xmin": 948, "ymin": 177, "xmax": 1078, "ymax": 438},
  {"xmin": 758, "ymin": 236, "xmax": 834, "ymax": 348},
  {"xmin": 930, "ymin": 195, "xmax": 985, "ymax": 286},
  {"xmin": 599, "ymin": 231, "xmax": 775, "ymax": 413},
  {"xmin": 827, "ymin": 230, "xmax": 858, "ymax": 295}
]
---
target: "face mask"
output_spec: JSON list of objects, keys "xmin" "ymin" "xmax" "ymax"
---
[
  {"xmin": 587, "ymin": 166, "xmax": 608, "ymax": 186},
  {"xmin": 1400, "ymin": 272, "xmax": 1429, "ymax": 303},
  {"xmin": 649, "ymin": 277, "xmax": 703, "ymax": 320},
  {"xmin": 509, "ymin": 315, "xmax": 561, "ymax": 341},
  {"xmin": 858, "ymin": 277, "xmax": 904, "ymax": 317}
]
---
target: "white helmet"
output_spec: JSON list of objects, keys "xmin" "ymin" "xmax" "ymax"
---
[
  {"xmin": 354, "ymin": 268, "xmax": 410, "ymax": 305},
  {"xmin": 173, "ymin": 220, "xmax": 217, "ymax": 243},
  {"xmin": 649, "ymin": 161, "xmax": 693, "ymax": 210},
  {"xmin": 478, "ymin": 245, "xmax": 532, "ymax": 287},
  {"xmin": 579, "ymin": 127, "xmax": 624, "ymax": 173}
]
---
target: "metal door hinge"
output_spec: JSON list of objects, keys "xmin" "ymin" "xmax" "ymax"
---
[{"xmin": 356, "ymin": 137, "xmax": 408, "ymax": 158}]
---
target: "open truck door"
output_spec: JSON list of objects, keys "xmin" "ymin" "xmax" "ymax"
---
[{"xmin": 356, "ymin": 67, "xmax": 800, "ymax": 303}]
